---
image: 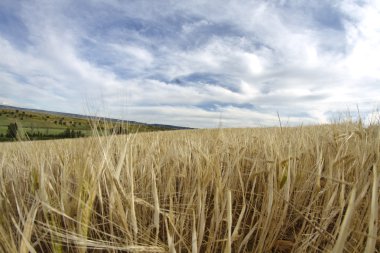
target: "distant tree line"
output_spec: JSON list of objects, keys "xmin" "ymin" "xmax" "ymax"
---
[
  {"xmin": 111, "ymin": 125, "xmax": 128, "ymax": 135},
  {"xmin": 0, "ymin": 123, "xmax": 84, "ymax": 142},
  {"xmin": 57, "ymin": 128, "xmax": 84, "ymax": 139}
]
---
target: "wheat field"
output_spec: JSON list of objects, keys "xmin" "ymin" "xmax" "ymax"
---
[{"xmin": 0, "ymin": 122, "xmax": 379, "ymax": 252}]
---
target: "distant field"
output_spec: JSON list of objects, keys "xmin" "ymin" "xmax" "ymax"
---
[
  {"xmin": 0, "ymin": 109, "xmax": 90, "ymax": 134},
  {"xmin": 0, "ymin": 123, "xmax": 378, "ymax": 252},
  {"xmin": 0, "ymin": 108, "xmax": 169, "ymax": 141}
]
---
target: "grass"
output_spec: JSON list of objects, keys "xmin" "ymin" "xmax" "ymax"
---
[
  {"xmin": 0, "ymin": 109, "xmax": 91, "ymax": 136},
  {"xmin": 0, "ymin": 109, "xmax": 171, "ymax": 140},
  {"xmin": 0, "ymin": 122, "xmax": 379, "ymax": 252}
]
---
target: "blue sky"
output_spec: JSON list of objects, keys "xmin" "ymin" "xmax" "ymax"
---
[{"xmin": 0, "ymin": 0, "xmax": 380, "ymax": 128}]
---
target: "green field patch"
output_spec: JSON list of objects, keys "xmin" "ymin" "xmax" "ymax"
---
[{"xmin": 0, "ymin": 108, "xmax": 171, "ymax": 141}]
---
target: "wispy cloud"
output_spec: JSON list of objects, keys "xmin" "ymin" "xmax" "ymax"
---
[{"xmin": 0, "ymin": 0, "xmax": 379, "ymax": 127}]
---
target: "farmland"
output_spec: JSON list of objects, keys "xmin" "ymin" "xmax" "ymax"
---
[
  {"xmin": 0, "ymin": 108, "xmax": 174, "ymax": 141},
  {"xmin": 0, "ymin": 122, "xmax": 379, "ymax": 252}
]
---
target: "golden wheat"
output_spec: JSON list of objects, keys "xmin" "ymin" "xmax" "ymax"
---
[{"xmin": 0, "ymin": 122, "xmax": 379, "ymax": 252}]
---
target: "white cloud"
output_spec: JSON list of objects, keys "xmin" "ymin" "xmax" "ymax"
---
[
  {"xmin": 0, "ymin": 0, "xmax": 379, "ymax": 128},
  {"xmin": 110, "ymin": 43, "xmax": 154, "ymax": 67},
  {"xmin": 341, "ymin": 1, "xmax": 380, "ymax": 79}
]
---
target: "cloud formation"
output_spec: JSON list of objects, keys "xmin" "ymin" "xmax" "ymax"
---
[{"xmin": 0, "ymin": 0, "xmax": 379, "ymax": 127}]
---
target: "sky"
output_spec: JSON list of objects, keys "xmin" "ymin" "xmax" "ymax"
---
[{"xmin": 0, "ymin": 0, "xmax": 380, "ymax": 128}]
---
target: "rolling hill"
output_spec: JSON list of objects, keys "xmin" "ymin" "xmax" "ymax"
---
[{"xmin": 0, "ymin": 105, "xmax": 190, "ymax": 141}]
